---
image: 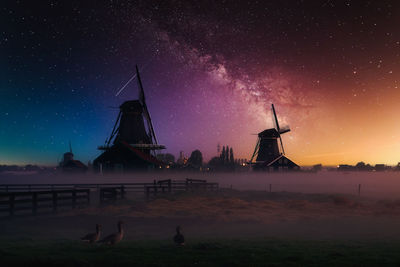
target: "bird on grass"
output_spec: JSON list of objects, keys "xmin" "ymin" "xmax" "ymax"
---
[
  {"xmin": 81, "ymin": 224, "xmax": 102, "ymax": 244},
  {"xmin": 98, "ymin": 221, "xmax": 124, "ymax": 245},
  {"xmin": 174, "ymin": 226, "xmax": 185, "ymax": 246}
]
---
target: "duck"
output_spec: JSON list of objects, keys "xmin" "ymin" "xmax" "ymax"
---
[
  {"xmin": 81, "ymin": 224, "xmax": 102, "ymax": 243},
  {"xmin": 98, "ymin": 221, "xmax": 124, "ymax": 245},
  {"xmin": 173, "ymin": 226, "xmax": 185, "ymax": 246}
]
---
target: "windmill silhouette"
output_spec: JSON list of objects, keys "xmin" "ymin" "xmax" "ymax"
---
[
  {"xmin": 250, "ymin": 104, "xmax": 299, "ymax": 171},
  {"xmin": 59, "ymin": 141, "xmax": 87, "ymax": 172},
  {"xmin": 93, "ymin": 65, "xmax": 165, "ymax": 172}
]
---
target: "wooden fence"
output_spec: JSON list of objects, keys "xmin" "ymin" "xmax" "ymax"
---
[
  {"xmin": 0, "ymin": 189, "xmax": 90, "ymax": 216},
  {"xmin": 0, "ymin": 179, "xmax": 219, "ymax": 205},
  {"xmin": 99, "ymin": 186, "xmax": 126, "ymax": 203},
  {"xmin": 0, "ymin": 179, "xmax": 219, "ymax": 195}
]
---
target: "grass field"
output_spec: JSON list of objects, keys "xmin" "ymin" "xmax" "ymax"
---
[
  {"xmin": 2, "ymin": 188, "xmax": 400, "ymax": 266},
  {"xmin": 1, "ymin": 238, "xmax": 400, "ymax": 266}
]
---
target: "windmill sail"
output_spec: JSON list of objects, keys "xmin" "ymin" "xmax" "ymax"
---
[
  {"xmin": 271, "ymin": 104, "xmax": 284, "ymax": 155},
  {"xmin": 136, "ymin": 65, "xmax": 158, "ymax": 145}
]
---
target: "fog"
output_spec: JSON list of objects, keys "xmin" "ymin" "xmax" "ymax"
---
[
  {"xmin": 2, "ymin": 170, "xmax": 400, "ymax": 198},
  {"xmin": 2, "ymin": 170, "xmax": 400, "ymax": 242}
]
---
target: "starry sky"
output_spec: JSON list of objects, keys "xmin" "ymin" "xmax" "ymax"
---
[{"xmin": 1, "ymin": 0, "xmax": 399, "ymax": 166}]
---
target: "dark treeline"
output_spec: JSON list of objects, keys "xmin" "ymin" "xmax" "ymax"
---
[{"xmin": 156, "ymin": 145, "xmax": 248, "ymax": 172}]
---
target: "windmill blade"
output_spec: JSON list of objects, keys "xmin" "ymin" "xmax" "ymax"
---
[
  {"xmin": 279, "ymin": 126, "xmax": 291, "ymax": 135},
  {"xmin": 136, "ymin": 65, "xmax": 159, "ymax": 145},
  {"xmin": 279, "ymin": 135, "xmax": 286, "ymax": 155},
  {"xmin": 136, "ymin": 65, "xmax": 146, "ymax": 105},
  {"xmin": 271, "ymin": 104, "xmax": 280, "ymax": 132},
  {"xmin": 106, "ymin": 111, "xmax": 122, "ymax": 146},
  {"xmin": 250, "ymin": 138, "xmax": 260, "ymax": 162}
]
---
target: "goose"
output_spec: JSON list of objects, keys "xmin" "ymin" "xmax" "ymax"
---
[
  {"xmin": 173, "ymin": 226, "xmax": 185, "ymax": 246},
  {"xmin": 98, "ymin": 221, "xmax": 124, "ymax": 245},
  {"xmin": 81, "ymin": 224, "xmax": 102, "ymax": 243}
]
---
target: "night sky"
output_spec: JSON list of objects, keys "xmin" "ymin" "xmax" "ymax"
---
[{"xmin": 1, "ymin": 0, "xmax": 399, "ymax": 166}]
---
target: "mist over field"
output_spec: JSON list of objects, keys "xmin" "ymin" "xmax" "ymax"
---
[
  {"xmin": 3, "ymin": 171, "xmax": 400, "ymax": 266},
  {"xmin": 2, "ymin": 171, "xmax": 400, "ymax": 198}
]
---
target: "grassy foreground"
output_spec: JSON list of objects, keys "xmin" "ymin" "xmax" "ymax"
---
[{"xmin": 1, "ymin": 238, "xmax": 400, "ymax": 266}]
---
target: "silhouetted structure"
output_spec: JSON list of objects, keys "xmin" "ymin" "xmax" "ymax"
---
[
  {"xmin": 250, "ymin": 104, "xmax": 299, "ymax": 171},
  {"xmin": 175, "ymin": 151, "xmax": 187, "ymax": 166},
  {"xmin": 355, "ymin": 161, "xmax": 374, "ymax": 171},
  {"xmin": 338, "ymin": 162, "xmax": 383, "ymax": 172},
  {"xmin": 184, "ymin": 149, "xmax": 203, "ymax": 170},
  {"xmin": 395, "ymin": 162, "xmax": 400, "ymax": 171},
  {"xmin": 59, "ymin": 142, "xmax": 87, "ymax": 172},
  {"xmin": 375, "ymin": 164, "xmax": 386, "ymax": 171},
  {"xmin": 156, "ymin": 153, "xmax": 175, "ymax": 167},
  {"xmin": 208, "ymin": 145, "xmax": 237, "ymax": 171},
  {"xmin": 312, "ymin": 164, "xmax": 323, "ymax": 172},
  {"xmin": 93, "ymin": 65, "xmax": 165, "ymax": 172}
]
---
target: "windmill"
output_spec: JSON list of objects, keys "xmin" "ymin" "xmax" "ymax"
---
[
  {"xmin": 59, "ymin": 141, "xmax": 87, "ymax": 173},
  {"xmin": 93, "ymin": 65, "xmax": 166, "ymax": 172},
  {"xmin": 249, "ymin": 104, "xmax": 299, "ymax": 171}
]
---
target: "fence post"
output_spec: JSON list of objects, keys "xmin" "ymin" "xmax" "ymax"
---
[
  {"xmin": 153, "ymin": 180, "xmax": 157, "ymax": 195},
  {"xmin": 358, "ymin": 184, "xmax": 361, "ymax": 196},
  {"xmin": 269, "ymin": 184, "xmax": 272, "ymax": 193},
  {"xmin": 32, "ymin": 192, "xmax": 38, "ymax": 215},
  {"xmin": 121, "ymin": 185, "xmax": 125, "ymax": 199},
  {"xmin": 86, "ymin": 189, "xmax": 90, "ymax": 204},
  {"xmin": 113, "ymin": 188, "xmax": 117, "ymax": 202},
  {"xmin": 72, "ymin": 190, "xmax": 76, "ymax": 208},
  {"xmin": 53, "ymin": 191, "xmax": 58, "ymax": 212},
  {"xmin": 9, "ymin": 194, "xmax": 15, "ymax": 216},
  {"xmin": 100, "ymin": 189, "xmax": 104, "ymax": 204},
  {"xmin": 168, "ymin": 180, "xmax": 172, "ymax": 193}
]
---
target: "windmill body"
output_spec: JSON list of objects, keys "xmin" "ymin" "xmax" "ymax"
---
[
  {"xmin": 255, "ymin": 129, "xmax": 281, "ymax": 164},
  {"xmin": 115, "ymin": 100, "xmax": 151, "ymax": 145},
  {"xmin": 250, "ymin": 104, "xmax": 299, "ymax": 171},
  {"xmin": 93, "ymin": 65, "xmax": 165, "ymax": 172},
  {"xmin": 59, "ymin": 142, "xmax": 87, "ymax": 173}
]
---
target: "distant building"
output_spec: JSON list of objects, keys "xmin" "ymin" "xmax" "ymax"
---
[
  {"xmin": 312, "ymin": 164, "xmax": 323, "ymax": 172},
  {"xmin": 256, "ymin": 154, "xmax": 299, "ymax": 171},
  {"xmin": 176, "ymin": 151, "xmax": 188, "ymax": 165},
  {"xmin": 374, "ymin": 164, "xmax": 386, "ymax": 171},
  {"xmin": 59, "ymin": 148, "xmax": 87, "ymax": 173},
  {"xmin": 338, "ymin": 164, "xmax": 354, "ymax": 171}
]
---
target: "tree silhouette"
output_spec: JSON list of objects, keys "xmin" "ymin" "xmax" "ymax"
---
[
  {"xmin": 225, "ymin": 146, "xmax": 230, "ymax": 164},
  {"xmin": 221, "ymin": 146, "xmax": 226, "ymax": 163},
  {"xmin": 188, "ymin": 149, "xmax": 203, "ymax": 167},
  {"xmin": 156, "ymin": 153, "xmax": 175, "ymax": 164}
]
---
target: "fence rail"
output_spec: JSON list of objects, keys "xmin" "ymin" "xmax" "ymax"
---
[
  {"xmin": 0, "ymin": 179, "xmax": 219, "ymax": 195},
  {"xmin": 0, "ymin": 179, "xmax": 219, "ymax": 215},
  {"xmin": 0, "ymin": 189, "xmax": 90, "ymax": 216}
]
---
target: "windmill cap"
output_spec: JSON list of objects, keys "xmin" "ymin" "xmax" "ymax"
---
[
  {"xmin": 120, "ymin": 100, "xmax": 143, "ymax": 113},
  {"xmin": 258, "ymin": 128, "xmax": 280, "ymax": 137}
]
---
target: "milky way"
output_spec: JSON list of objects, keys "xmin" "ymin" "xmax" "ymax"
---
[{"xmin": 1, "ymin": 1, "xmax": 399, "ymax": 165}]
